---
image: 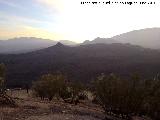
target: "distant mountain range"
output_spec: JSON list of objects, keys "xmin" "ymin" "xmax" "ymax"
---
[
  {"xmin": 1, "ymin": 42, "xmax": 160, "ymax": 87},
  {"xmin": 112, "ymin": 28, "xmax": 160, "ymax": 49},
  {"xmin": 82, "ymin": 37, "xmax": 118, "ymax": 45},
  {"xmin": 0, "ymin": 28, "xmax": 160, "ymax": 54},
  {"xmin": 82, "ymin": 28, "xmax": 160, "ymax": 49},
  {"xmin": 0, "ymin": 37, "xmax": 77, "ymax": 54}
]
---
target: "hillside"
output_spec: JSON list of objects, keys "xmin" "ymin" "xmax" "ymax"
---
[{"xmin": 0, "ymin": 43, "xmax": 160, "ymax": 87}]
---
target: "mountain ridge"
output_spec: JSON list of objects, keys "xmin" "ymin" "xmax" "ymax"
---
[
  {"xmin": 81, "ymin": 28, "xmax": 160, "ymax": 49},
  {"xmin": 112, "ymin": 27, "xmax": 160, "ymax": 49},
  {"xmin": 1, "ymin": 43, "xmax": 160, "ymax": 87}
]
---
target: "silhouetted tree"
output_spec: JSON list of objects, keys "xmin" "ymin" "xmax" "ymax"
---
[
  {"xmin": 0, "ymin": 63, "xmax": 16, "ymax": 107},
  {"xmin": 0, "ymin": 63, "xmax": 6, "ymax": 94}
]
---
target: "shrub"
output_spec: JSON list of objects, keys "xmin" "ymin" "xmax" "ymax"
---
[
  {"xmin": 60, "ymin": 82, "xmax": 85, "ymax": 104},
  {"xmin": 33, "ymin": 73, "xmax": 85, "ymax": 105},
  {"xmin": 94, "ymin": 73, "xmax": 160, "ymax": 119},
  {"xmin": 32, "ymin": 73, "xmax": 66, "ymax": 101}
]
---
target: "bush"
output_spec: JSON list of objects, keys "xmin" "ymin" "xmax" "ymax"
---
[
  {"xmin": 32, "ymin": 73, "xmax": 85, "ymax": 104},
  {"xmin": 144, "ymin": 78, "xmax": 160, "ymax": 120},
  {"xmin": 59, "ymin": 84, "xmax": 72, "ymax": 100},
  {"xmin": 94, "ymin": 73, "xmax": 160, "ymax": 120},
  {"xmin": 32, "ymin": 73, "xmax": 66, "ymax": 101},
  {"xmin": 69, "ymin": 82, "xmax": 84, "ymax": 104},
  {"xmin": 60, "ymin": 82, "xmax": 85, "ymax": 104}
]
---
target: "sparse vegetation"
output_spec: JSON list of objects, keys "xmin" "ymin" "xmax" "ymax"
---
[{"xmin": 32, "ymin": 72, "xmax": 160, "ymax": 119}]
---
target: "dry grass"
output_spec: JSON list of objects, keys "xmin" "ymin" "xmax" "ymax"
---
[
  {"xmin": 1, "ymin": 90, "xmax": 151, "ymax": 120},
  {"xmin": 0, "ymin": 90, "xmax": 104, "ymax": 120}
]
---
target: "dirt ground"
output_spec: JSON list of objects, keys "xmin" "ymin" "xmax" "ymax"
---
[
  {"xmin": 0, "ymin": 90, "xmax": 105, "ymax": 120},
  {"xmin": 0, "ymin": 90, "xmax": 151, "ymax": 120}
]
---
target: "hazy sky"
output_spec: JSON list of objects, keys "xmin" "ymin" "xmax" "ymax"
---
[{"xmin": 0, "ymin": 0, "xmax": 160, "ymax": 42}]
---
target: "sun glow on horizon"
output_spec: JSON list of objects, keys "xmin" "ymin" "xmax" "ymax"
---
[{"xmin": 0, "ymin": 0, "xmax": 160, "ymax": 42}]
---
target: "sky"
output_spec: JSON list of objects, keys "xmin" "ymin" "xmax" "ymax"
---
[{"xmin": 0, "ymin": 0, "xmax": 160, "ymax": 43}]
